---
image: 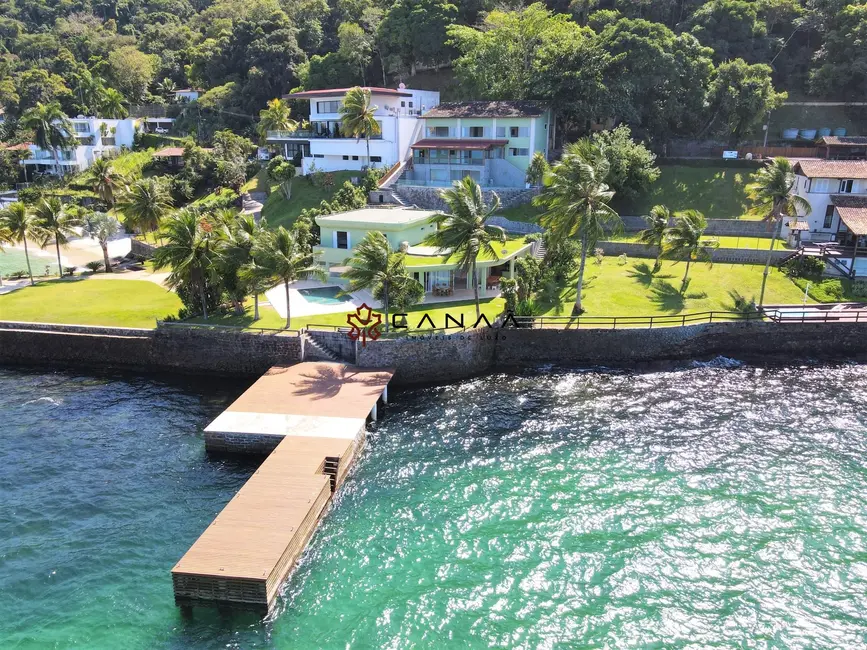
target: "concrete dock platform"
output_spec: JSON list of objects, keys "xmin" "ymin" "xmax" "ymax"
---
[{"xmin": 171, "ymin": 362, "xmax": 393, "ymax": 613}]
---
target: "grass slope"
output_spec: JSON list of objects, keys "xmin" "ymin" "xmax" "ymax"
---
[
  {"xmin": 606, "ymin": 234, "xmax": 787, "ymax": 250},
  {"xmin": 538, "ymin": 257, "xmax": 808, "ymax": 317},
  {"xmin": 0, "ymin": 278, "xmax": 182, "ymax": 327},
  {"xmin": 260, "ymin": 170, "xmax": 358, "ymax": 229},
  {"xmin": 614, "ymin": 165, "xmax": 756, "ymax": 220}
]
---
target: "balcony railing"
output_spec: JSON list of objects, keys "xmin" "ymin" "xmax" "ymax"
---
[
  {"xmin": 267, "ymin": 129, "xmax": 382, "ymax": 140},
  {"xmin": 414, "ymin": 155, "xmax": 486, "ymax": 166}
]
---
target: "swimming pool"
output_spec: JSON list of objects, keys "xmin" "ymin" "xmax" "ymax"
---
[{"xmin": 298, "ymin": 286, "xmax": 354, "ymax": 306}]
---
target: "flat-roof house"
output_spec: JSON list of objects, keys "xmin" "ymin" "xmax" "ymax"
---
[
  {"xmin": 314, "ymin": 206, "xmax": 533, "ymax": 297},
  {"xmin": 267, "ymin": 85, "xmax": 440, "ymax": 175},
  {"xmin": 397, "ymin": 101, "xmax": 554, "ymax": 190},
  {"xmin": 20, "ymin": 116, "xmax": 138, "ymax": 176}
]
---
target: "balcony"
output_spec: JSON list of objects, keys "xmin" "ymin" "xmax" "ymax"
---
[
  {"xmin": 266, "ymin": 129, "xmax": 383, "ymax": 141},
  {"xmin": 414, "ymin": 155, "xmax": 486, "ymax": 166}
]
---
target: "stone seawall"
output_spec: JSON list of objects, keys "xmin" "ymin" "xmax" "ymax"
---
[
  {"xmin": 4, "ymin": 320, "xmax": 867, "ymax": 387},
  {"xmin": 618, "ymin": 216, "xmax": 774, "ymax": 237},
  {"xmin": 0, "ymin": 322, "xmax": 302, "ymax": 376},
  {"xmin": 395, "ymin": 186, "xmax": 538, "ymax": 211}
]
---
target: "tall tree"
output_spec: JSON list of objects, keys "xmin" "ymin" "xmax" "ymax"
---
[
  {"xmin": 663, "ymin": 210, "xmax": 718, "ymax": 295},
  {"xmin": 746, "ymin": 157, "xmax": 811, "ymax": 307},
  {"xmin": 257, "ymin": 98, "xmax": 299, "ymax": 144},
  {"xmin": 340, "ymin": 86, "xmax": 381, "ymax": 167},
  {"xmin": 380, "ymin": 0, "xmax": 458, "ymax": 75},
  {"xmin": 0, "ymin": 202, "xmax": 38, "ymax": 285},
  {"xmin": 83, "ymin": 211, "xmax": 121, "ymax": 272},
  {"xmin": 100, "ymin": 87, "xmax": 128, "ymax": 119},
  {"xmin": 19, "ymin": 101, "xmax": 75, "ymax": 176},
  {"xmin": 255, "ymin": 227, "xmax": 326, "ymax": 329},
  {"xmin": 83, "ymin": 157, "xmax": 126, "ymax": 209},
  {"xmin": 535, "ymin": 141, "xmax": 622, "ymax": 315},
  {"xmin": 685, "ymin": 0, "xmax": 769, "ymax": 63},
  {"xmin": 153, "ymin": 209, "xmax": 221, "ymax": 319},
  {"xmin": 119, "ymin": 177, "xmax": 174, "ymax": 234},
  {"xmin": 338, "ymin": 22, "xmax": 373, "ymax": 85},
  {"xmin": 343, "ymin": 231, "xmax": 424, "ymax": 332},
  {"xmin": 33, "ymin": 197, "xmax": 80, "ymax": 276},
  {"xmin": 638, "ymin": 204, "xmax": 671, "ymax": 273},
  {"xmin": 424, "ymin": 176, "xmax": 506, "ymax": 319}
]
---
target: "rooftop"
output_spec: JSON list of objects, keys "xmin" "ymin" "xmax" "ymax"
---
[
  {"xmin": 423, "ymin": 101, "xmax": 548, "ymax": 119},
  {"xmin": 794, "ymin": 159, "xmax": 867, "ymax": 179},
  {"xmin": 315, "ymin": 207, "xmax": 438, "ymax": 228},
  {"xmin": 832, "ymin": 194, "xmax": 867, "ymax": 235},
  {"xmin": 284, "ymin": 86, "xmax": 413, "ymax": 99},
  {"xmin": 820, "ymin": 136, "xmax": 867, "ymax": 147}
]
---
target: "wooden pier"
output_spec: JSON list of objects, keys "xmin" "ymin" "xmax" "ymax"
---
[{"xmin": 171, "ymin": 362, "xmax": 393, "ymax": 613}]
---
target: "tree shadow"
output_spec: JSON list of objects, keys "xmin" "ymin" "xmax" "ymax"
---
[
  {"xmin": 649, "ymin": 279, "xmax": 686, "ymax": 313},
  {"xmin": 291, "ymin": 363, "xmax": 391, "ymax": 402},
  {"xmin": 627, "ymin": 262, "xmax": 675, "ymax": 287}
]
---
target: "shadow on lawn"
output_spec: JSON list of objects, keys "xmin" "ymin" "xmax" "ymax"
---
[
  {"xmin": 627, "ymin": 262, "xmax": 675, "ymax": 287},
  {"xmin": 649, "ymin": 279, "xmax": 709, "ymax": 313}
]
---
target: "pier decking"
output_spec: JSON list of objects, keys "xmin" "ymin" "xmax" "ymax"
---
[{"xmin": 172, "ymin": 362, "xmax": 393, "ymax": 613}]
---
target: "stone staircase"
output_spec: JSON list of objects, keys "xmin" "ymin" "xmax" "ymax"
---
[
  {"xmin": 534, "ymin": 239, "xmax": 547, "ymax": 259},
  {"xmin": 303, "ymin": 334, "xmax": 342, "ymax": 362}
]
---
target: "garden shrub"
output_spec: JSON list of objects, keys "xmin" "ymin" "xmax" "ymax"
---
[{"xmin": 782, "ymin": 255, "xmax": 825, "ymax": 279}]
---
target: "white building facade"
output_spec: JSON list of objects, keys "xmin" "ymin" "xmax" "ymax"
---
[
  {"xmin": 787, "ymin": 160, "xmax": 867, "ymax": 244},
  {"xmin": 266, "ymin": 86, "xmax": 440, "ymax": 174},
  {"xmin": 21, "ymin": 116, "xmax": 139, "ymax": 176}
]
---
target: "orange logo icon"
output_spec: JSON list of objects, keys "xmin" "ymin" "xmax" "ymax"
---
[{"xmin": 346, "ymin": 303, "xmax": 382, "ymax": 347}]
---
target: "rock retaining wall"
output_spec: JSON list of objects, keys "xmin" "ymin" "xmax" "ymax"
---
[
  {"xmin": 597, "ymin": 242, "xmax": 791, "ymax": 265},
  {"xmin": 395, "ymin": 186, "xmax": 538, "ymax": 211}
]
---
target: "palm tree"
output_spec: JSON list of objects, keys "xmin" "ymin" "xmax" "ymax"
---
[
  {"xmin": 83, "ymin": 158, "xmax": 127, "ymax": 208},
  {"xmin": 257, "ymin": 98, "xmax": 299, "ymax": 144},
  {"xmin": 637, "ymin": 204, "xmax": 671, "ymax": 273},
  {"xmin": 0, "ymin": 202, "xmax": 38, "ymax": 285},
  {"xmin": 663, "ymin": 210, "xmax": 719, "ymax": 295},
  {"xmin": 20, "ymin": 102, "xmax": 76, "ymax": 176},
  {"xmin": 232, "ymin": 215, "xmax": 273, "ymax": 320},
  {"xmin": 155, "ymin": 78, "xmax": 177, "ymax": 102},
  {"xmin": 34, "ymin": 197, "xmax": 80, "ymax": 276},
  {"xmin": 152, "ymin": 209, "xmax": 221, "ymax": 319},
  {"xmin": 255, "ymin": 226, "xmax": 326, "ymax": 328},
  {"xmin": 83, "ymin": 211, "xmax": 121, "ymax": 272},
  {"xmin": 340, "ymin": 87, "xmax": 381, "ymax": 167},
  {"xmin": 424, "ymin": 176, "xmax": 506, "ymax": 319},
  {"xmin": 100, "ymin": 88, "xmax": 128, "ymax": 119},
  {"xmin": 343, "ymin": 231, "xmax": 424, "ymax": 332},
  {"xmin": 0, "ymin": 222, "xmax": 12, "ymax": 286},
  {"xmin": 118, "ymin": 177, "xmax": 174, "ymax": 234},
  {"xmin": 746, "ymin": 157, "xmax": 812, "ymax": 307},
  {"xmin": 535, "ymin": 141, "xmax": 622, "ymax": 315}
]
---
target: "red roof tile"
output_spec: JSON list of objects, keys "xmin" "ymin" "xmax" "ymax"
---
[{"xmin": 794, "ymin": 160, "xmax": 867, "ymax": 179}]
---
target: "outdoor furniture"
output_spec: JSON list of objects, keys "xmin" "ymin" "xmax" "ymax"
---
[{"xmin": 486, "ymin": 276, "xmax": 500, "ymax": 290}]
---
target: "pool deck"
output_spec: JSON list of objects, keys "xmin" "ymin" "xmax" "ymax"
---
[{"xmin": 171, "ymin": 361, "xmax": 393, "ymax": 613}]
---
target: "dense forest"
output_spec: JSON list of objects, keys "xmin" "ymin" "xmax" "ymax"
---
[{"xmin": 0, "ymin": 0, "xmax": 864, "ymax": 145}]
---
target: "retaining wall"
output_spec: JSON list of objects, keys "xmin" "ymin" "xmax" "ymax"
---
[
  {"xmin": 0, "ymin": 322, "xmax": 302, "ymax": 376},
  {"xmin": 130, "ymin": 239, "xmax": 158, "ymax": 259},
  {"xmin": 618, "ymin": 216, "xmax": 774, "ymax": 237},
  {"xmin": 4, "ymin": 320, "xmax": 867, "ymax": 387},
  {"xmin": 395, "ymin": 186, "xmax": 538, "ymax": 211},
  {"xmin": 597, "ymin": 242, "xmax": 791, "ymax": 265}
]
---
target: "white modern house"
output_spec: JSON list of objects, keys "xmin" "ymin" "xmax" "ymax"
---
[
  {"xmin": 173, "ymin": 89, "xmax": 201, "ymax": 103},
  {"xmin": 266, "ymin": 85, "xmax": 440, "ymax": 174},
  {"xmin": 20, "ymin": 116, "xmax": 138, "ymax": 176}
]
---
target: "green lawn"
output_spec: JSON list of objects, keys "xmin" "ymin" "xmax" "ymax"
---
[
  {"xmin": 614, "ymin": 165, "xmax": 758, "ymax": 220},
  {"xmin": 0, "ymin": 278, "xmax": 182, "ymax": 327},
  {"xmin": 537, "ymin": 257, "xmax": 809, "ymax": 317},
  {"xmin": 494, "ymin": 202, "xmax": 544, "ymax": 223},
  {"xmin": 260, "ymin": 170, "xmax": 358, "ymax": 229},
  {"xmin": 606, "ymin": 234, "xmax": 788, "ymax": 250}
]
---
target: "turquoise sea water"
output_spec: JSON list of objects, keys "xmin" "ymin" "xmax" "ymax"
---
[
  {"xmin": 0, "ymin": 248, "xmax": 59, "ymax": 278},
  {"xmin": 1, "ymin": 363, "xmax": 866, "ymax": 648}
]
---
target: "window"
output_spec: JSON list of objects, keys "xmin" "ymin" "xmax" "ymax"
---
[
  {"xmin": 824, "ymin": 204, "xmax": 835, "ymax": 228},
  {"xmin": 335, "ymin": 231, "xmax": 349, "ymax": 249},
  {"xmin": 430, "ymin": 168, "xmax": 449, "ymax": 182},
  {"xmin": 73, "ymin": 122, "xmax": 89, "ymax": 133},
  {"xmin": 352, "ymin": 155, "xmax": 359, "ymax": 161},
  {"xmin": 401, "ymin": 101, "xmax": 406, "ymax": 107},
  {"xmin": 409, "ymin": 101, "xmax": 413, "ymax": 108},
  {"xmin": 495, "ymin": 126, "xmax": 506, "ymax": 138},
  {"xmin": 370, "ymin": 156, "xmax": 382, "ymax": 162},
  {"xmin": 429, "ymin": 126, "xmax": 450, "ymax": 137},
  {"xmin": 509, "ymin": 126, "xmax": 529, "ymax": 137},
  {"xmin": 317, "ymin": 100, "xmax": 341, "ymax": 113},
  {"xmin": 839, "ymin": 179, "xmax": 855, "ymax": 193},
  {"xmin": 465, "ymin": 126, "xmax": 485, "ymax": 138},
  {"xmin": 342, "ymin": 155, "xmax": 349, "ymax": 160},
  {"xmin": 313, "ymin": 154, "xmax": 324, "ymax": 158},
  {"xmin": 509, "ymin": 147, "xmax": 530, "ymax": 156}
]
